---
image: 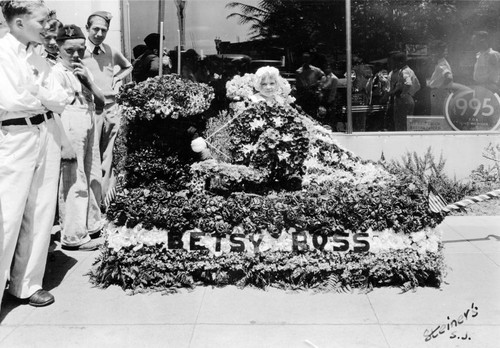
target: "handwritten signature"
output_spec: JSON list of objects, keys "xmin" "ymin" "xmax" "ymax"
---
[{"xmin": 423, "ymin": 302, "xmax": 479, "ymax": 342}]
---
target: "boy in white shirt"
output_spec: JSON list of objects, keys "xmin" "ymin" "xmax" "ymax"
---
[
  {"xmin": 52, "ymin": 24, "xmax": 105, "ymax": 251},
  {"xmin": 0, "ymin": 0, "xmax": 67, "ymax": 308}
]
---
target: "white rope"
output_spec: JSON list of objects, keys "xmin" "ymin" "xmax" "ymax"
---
[
  {"xmin": 205, "ymin": 140, "xmax": 232, "ymax": 161},
  {"xmin": 441, "ymin": 188, "xmax": 500, "ymax": 212},
  {"xmin": 205, "ymin": 110, "xmax": 242, "ymax": 140}
]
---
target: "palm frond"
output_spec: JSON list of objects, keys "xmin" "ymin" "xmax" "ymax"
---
[
  {"xmin": 226, "ymin": 13, "xmax": 264, "ymax": 26},
  {"xmin": 225, "ymin": 2, "xmax": 268, "ymax": 17}
]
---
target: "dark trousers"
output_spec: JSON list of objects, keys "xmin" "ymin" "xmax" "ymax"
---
[{"xmin": 394, "ymin": 94, "xmax": 414, "ymax": 131}]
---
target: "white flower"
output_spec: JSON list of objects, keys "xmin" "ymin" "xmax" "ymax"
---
[
  {"xmin": 277, "ymin": 150, "xmax": 291, "ymax": 161},
  {"xmin": 249, "ymin": 118, "xmax": 266, "ymax": 130},
  {"xmin": 242, "ymin": 144, "xmax": 258, "ymax": 155},
  {"xmin": 199, "ymin": 235, "xmax": 217, "ymax": 254},
  {"xmin": 272, "ymin": 116, "xmax": 284, "ymax": 127},
  {"xmin": 427, "ymin": 240, "xmax": 439, "ymax": 253},
  {"xmin": 411, "ymin": 231, "xmax": 426, "ymax": 243},
  {"xmin": 309, "ymin": 146, "xmax": 320, "ymax": 157}
]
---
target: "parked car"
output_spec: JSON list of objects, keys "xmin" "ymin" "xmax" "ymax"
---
[{"xmin": 249, "ymin": 59, "xmax": 284, "ymax": 72}]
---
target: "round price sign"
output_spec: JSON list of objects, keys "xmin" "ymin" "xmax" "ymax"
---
[{"xmin": 444, "ymin": 86, "xmax": 500, "ymax": 131}]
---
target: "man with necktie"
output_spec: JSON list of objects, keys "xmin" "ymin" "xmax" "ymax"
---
[{"xmin": 83, "ymin": 11, "xmax": 132, "ymax": 213}]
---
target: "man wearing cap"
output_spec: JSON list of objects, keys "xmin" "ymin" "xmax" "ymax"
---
[
  {"xmin": 132, "ymin": 33, "xmax": 170, "ymax": 82},
  {"xmin": 0, "ymin": 0, "xmax": 68, "ymax": 308},
  {"xmin": 83, "ymin": 11, "xmax": 132, "ymax": 211}
]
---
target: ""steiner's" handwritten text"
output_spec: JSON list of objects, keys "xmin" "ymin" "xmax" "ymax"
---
[{"xmin": 423, "ymin": 302, "xmax": 479, "ymax": 342}]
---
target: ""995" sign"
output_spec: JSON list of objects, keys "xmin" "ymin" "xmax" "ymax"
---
[{"xmin": 444, "ymin": 86, "xmax": 500, "ymax": 131}]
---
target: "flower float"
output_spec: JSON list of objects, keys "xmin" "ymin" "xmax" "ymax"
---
[{"xmin": 91, "ymin": 71, "xmax": 447, "ymax": 294}]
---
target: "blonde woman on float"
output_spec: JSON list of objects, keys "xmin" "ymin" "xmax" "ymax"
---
[{"xmin": 250, "ymin": 66, "xmax": 287, "ymax": 105}]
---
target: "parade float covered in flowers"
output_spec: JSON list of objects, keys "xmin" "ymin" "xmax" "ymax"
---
[{"xmin": 89, "ymin": 73, "xmax": 447, "ymax": 294}]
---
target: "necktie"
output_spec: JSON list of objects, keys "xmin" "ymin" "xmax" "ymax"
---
[
  {"xmin": 93, "ymin": 46, "xmax": 100, "ymax": 55},
  {"xmin": 47, "ymin": 52, "xmax": 58, "ymax": 61}
]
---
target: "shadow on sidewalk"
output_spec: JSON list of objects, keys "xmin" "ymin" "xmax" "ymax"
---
[
  {"xmin": 0, "ymin": 251, "xmax": 77, "ymax": 324},
  {"xmin": 43, "ymin": 250, "xmax": 78, "ymax": 291},
  {"xmin": 443, "ymin": 234, "xmax": 500, "ymax": 244}
]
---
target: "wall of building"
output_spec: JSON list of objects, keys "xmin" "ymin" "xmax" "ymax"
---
[
  {"xmin": 46, "ymin": 0, "xmax": 122, "ymax": 52},
  {"xmin": 335, "ymin": 132, "xmax": 500, "ymax": 180}
]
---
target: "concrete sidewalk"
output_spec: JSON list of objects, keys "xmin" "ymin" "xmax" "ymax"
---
[{"xmin": 0, "ymin": 216, "xmax": 499, "ymax": 348}]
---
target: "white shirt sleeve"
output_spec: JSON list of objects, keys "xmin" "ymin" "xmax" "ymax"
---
[
  {"xmin": 0, "ymin": 50, "xmax": 45, "ymax": 116},
  {"xmin": 27, "ymin": 51, "xmax": 68, "ymax": 114}
]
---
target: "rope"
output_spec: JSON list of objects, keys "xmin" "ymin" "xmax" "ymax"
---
[
  {"xmin": 205, "ymin": 140, "xmax": 232, "ymax": 161},
  {"xmin": 205, "ymin": 110, "xmax": 242, "ymax": 141},
  {"xmin": 441, "ymin": 188, "xmax": 500, "ymax": 212}
]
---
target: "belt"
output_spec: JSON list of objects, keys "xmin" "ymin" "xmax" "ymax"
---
[{"xmin": 1, "ymin": 111, "xmax": 54, "ymax": 126}]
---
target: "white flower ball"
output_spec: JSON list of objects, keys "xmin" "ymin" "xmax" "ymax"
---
[{"xmin": 191, "ymin": 137, "xmax": 208, "ymax": 153}]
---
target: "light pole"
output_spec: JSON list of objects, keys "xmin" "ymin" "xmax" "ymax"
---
[
  {"xmin": 346, "ymin": 0, "xmax": 352, "ymax": 134},
  {"xmin": 214, "ymin": 36, "xmax": 221, "ymax": 54},
  {"xmin": 174, "ymin": 0, "xmax": 186, "ymax": 50},
  {"xmin": 158, "ymin": 0, "xmax": 166, "ymax": 34}
]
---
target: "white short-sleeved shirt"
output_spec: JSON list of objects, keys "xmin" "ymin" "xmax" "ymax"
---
[
  {"xmin": 399, "ymin": 66, "xmax": 421, "ymax": 96},
  {"xmin": 428, "ymin": 58, "xmax": 452, "ymax": 89}
]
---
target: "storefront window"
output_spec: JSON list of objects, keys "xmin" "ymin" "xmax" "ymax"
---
[
  {"xmin": 349, "ymin": 0, "xmax": 500, "ymax": 133},
  {"xmin": 124, "ymin": 0, "xmax": 500, "ymax": 133}
]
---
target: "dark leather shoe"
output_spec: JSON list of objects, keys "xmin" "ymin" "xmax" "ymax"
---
[{"xmin": 28, "ymin": 289, "xmax": 55, "ymax": 307}]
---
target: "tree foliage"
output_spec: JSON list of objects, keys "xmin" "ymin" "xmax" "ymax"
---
[
  {"xmin": 226, "ymin": 0, "xmax": 500, "ymax": 62},
  {"xmin": 226, "ymin": 0, "xmax": 345, "ymax": 54}
]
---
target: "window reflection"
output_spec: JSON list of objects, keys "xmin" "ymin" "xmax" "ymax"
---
[{"xmin": 125, "ymin": 0, "xmax": 500, "ymax": 132}]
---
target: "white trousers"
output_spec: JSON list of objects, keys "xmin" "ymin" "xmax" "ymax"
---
[
  {"xmin": 0, "ymin": 118, "xmax": 61, "ymax": 304},
  {"xmin": 59, "ymin": 106, "xmax": 102, "ymax": 247}
]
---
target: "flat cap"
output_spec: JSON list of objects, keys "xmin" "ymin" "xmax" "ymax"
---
[
  {"xmin": 56, "ymin": 24, "xmax": 86, "ymax": 41},
  {"xmin": 88, "ymin": 11, "xmax": 112, "ymax": 24},
  {"xmin": 144, "ymin": 33, "xmax": 165, "ymax": 49}
]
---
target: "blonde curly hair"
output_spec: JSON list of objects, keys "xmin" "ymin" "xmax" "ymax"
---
[{"xmin": 254, "ymin": 66, "xmax": 285, "ymax": 93}]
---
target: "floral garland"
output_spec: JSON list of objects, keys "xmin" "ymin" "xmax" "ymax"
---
[{"xmin": 117, "ymin": 75, "xmax": 214, "ymax": 121}]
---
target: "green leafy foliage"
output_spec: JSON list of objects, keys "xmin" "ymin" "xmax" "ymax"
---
[
  {"xmin": 470, "ymin": 142, "xmax": 500, "ymax": 192},
  {"xmin": 386, "ymin": 147, "xmax": 476, "ymax": 204},
  {"xmin": 118, "ymin": 75, "xmax": 214, "ymax": 121},
  {"xmin": 106, "ymin": 175, "xmax": 444, "ymax": 237},
  {"xmin": 226, "ymin": 0, "xmax": 500, "ymax": 62},
  {"xmin": 89, "ymin": 246, "xmax": 445, "ymax": 293}
]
